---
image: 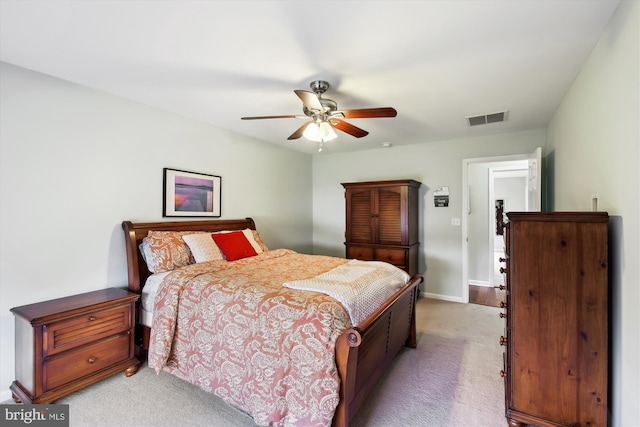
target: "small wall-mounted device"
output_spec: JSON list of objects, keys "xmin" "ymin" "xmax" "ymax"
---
[{"xmin": 434, "ymin": 186, "xmax": 449, "ymax": 207}]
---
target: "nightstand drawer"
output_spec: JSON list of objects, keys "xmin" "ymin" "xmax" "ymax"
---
[
  {"xmin": 44, "ymin": 304, "xmax": 131, "ymax": 356},
  {"xmin": 44, "ymin": 332, "xmax": 131, "ymax": 391},
  {"xmin": 375, "ymin": 248, "xmax": 406, "ymax": 266}
]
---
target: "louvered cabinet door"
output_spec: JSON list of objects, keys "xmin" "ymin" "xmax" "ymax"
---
[
  {"xmin": 345, "ymin": 187, "xmax": 375, "ymax": 243},
  {"xmin": 377, "ymin": 186, "xmax": 404, "ymax": 245}
]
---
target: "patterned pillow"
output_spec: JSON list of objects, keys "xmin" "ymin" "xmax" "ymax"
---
[{"xmin": 145, "ymin": 231, "xmax": 196, "ymax": 273}]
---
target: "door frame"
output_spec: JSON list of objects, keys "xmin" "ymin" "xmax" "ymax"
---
[{"xmin": 462, "ymin": 150, "xmax": 541, "ymax": 303}]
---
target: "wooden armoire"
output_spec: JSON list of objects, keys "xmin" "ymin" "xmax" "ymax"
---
[
  {"xmin": 500, "ymin": 212, "xmax": 609, "ymax": 427},
  {"xmin": 342, "ymin": 179, "xmax": 421, "ymax": 276}
]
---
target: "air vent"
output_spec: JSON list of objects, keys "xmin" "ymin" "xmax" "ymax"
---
[{"xmin": 467, "ymin": 111, "xmax": 508, "ymax": 126}]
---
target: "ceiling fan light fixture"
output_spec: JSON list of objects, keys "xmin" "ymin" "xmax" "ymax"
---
[
  {"xmin": 241, "ymin": 81, "xmax": 397, "ymax": 147},
  {"xmin": 303, "ymin": 120, "xmax": 337, "ymax": 142}
]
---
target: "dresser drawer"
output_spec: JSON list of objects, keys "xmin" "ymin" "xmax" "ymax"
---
[
  {"xmin": 375, "ymin": 248, "xmax": 406, "ymax": 266},
  {"xmin": 347, "ymin": 245, "xmax": 375, "ymax": 261},
  {"xmin": 44, "ymin": 304, "xmax": 131, "ymax": 356},
  {"xmin": 44, "ymin": 332, "xmax": 131, "ymax": 391}
]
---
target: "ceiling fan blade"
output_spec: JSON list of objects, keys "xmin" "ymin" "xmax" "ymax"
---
[
  {"xmin": 294, "ymin": 90, "xmax": 323, "ymax": 111},
  {"xmin": 337, "ymin": 107, "xmax": 397, "ymax": 119},
  {"xmin": 287, "ymin": 122, "xmax": 312, "ymax": 140},
  {"xmin": 241, "ymin": 115, "xmax": 301, "ymax": 120},
  {"xmin": 331, "ymin": 119, "xmax": 369, "ymax": 138}
]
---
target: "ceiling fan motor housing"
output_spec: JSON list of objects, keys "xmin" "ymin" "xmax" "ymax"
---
[
  {"xmin": 310, "ymin": 80, "xmax": 330, "ymax": 95},
  {"xmin": 303, "ymin": 99, "xmax": 337, "ymax": 117}
]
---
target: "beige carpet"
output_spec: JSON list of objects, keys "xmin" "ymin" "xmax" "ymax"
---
[{"xmin": 51, "ymin": 298, "xmax": 506, "ymax": 427}]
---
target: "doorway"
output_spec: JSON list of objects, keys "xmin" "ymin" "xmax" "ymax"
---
[
  {"xmin": 461, "ymin": 148, "xmax": 541, "ymax": 304},
  {"xmin": 489, "ymin": 168, "xmax": 528, "ymax": 286}
]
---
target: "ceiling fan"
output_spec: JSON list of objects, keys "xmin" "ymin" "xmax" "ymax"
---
[{"xmin": 241, "ymin": 80, "xmax": 397, "ymax": 147}]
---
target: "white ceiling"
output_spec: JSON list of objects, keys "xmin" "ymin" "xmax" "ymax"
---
[{"xmin": 0, "ymin": 0, "xmax": 620, "ymax": 154}]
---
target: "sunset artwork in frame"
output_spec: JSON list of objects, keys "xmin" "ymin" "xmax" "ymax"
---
[{"xmin": 163, "ymin": 168, "xmax": 221, "ymax": 217}]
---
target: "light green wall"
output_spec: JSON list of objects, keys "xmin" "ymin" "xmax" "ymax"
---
[
  {"xmin": 0, "ymin": 62, "xmax": 313, "ymax": 402},
  {"xmin": 546, "ymin": 1, "xmax": 639, "ymax": 424}
]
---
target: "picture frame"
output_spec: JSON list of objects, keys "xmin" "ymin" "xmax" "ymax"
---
[
  {"xmin": 163, "ymin": 168, "xmax": 221, "ymax": 217},
  {"xmin": 495, "ymin": 199, "xmax": 506, "ymax": 235}
]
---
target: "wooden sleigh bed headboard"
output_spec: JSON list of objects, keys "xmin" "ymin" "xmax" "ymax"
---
[{"xmin": 122, "ymin": 217, "xmax": 256, "ymax": 294}]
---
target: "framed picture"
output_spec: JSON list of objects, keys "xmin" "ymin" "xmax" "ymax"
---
[
  {"xmin": 163, "ymin": 168, "xmax": 221, "ymax": 217},
  {"xmin": 495, "ymin": 199, "xmax": 505, "ymax": 235}
]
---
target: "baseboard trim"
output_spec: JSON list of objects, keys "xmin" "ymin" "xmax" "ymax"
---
[
  {"xmin": 469, "ymin": 280, "xmax": 492, "ymax": 287},
  {"xmin": 421, "ymin": 292, "xmax": 464, "ymax": 303}
]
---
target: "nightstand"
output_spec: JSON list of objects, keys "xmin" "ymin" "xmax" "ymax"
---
[{"xmin": 10, "ymin": 288, "xmax": 140, "ymax": 404}]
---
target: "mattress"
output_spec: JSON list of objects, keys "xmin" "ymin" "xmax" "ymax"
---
[{"xmin": 140, "ymin": 271, "xmax": 170, "ymax": 326}]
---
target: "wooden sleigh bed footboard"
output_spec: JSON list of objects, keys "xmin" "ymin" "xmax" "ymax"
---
[
  {"xmin": 122, "ymin": 218, "xmax": 422, "ymax": 427},
  {"xmin": 333, "ymin": 274, "xmax": 421, "ymax": 426}
]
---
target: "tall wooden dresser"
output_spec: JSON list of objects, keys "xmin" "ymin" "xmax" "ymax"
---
[
  {"xmin": 342, "ymin": 179, "xmax": 421, "ymax": 276},
  {"xmin": 500, "ymin": 212, "xmax": 609, "ymax": 427}
]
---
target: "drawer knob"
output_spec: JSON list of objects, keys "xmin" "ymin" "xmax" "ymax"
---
[
  {"xmin": 500, "ymin": 370, "xmax": 506, "ymax": 378},
  {"xmin": 500, "ymin": 301, "xmax": 507, "ymax": 309},
  {"xmin": 500, "ymin": 336, "xmax": 507, "ymax": 346},
  {"xmin": 88, "ymin": 357, "xmax": 97, "ymax": 364},
  {"xmin": 499, "ymin": 313, "xmax": 507, "ymax": 319},
  {"xmin": 499, "ymin": 257, "xmax": 506, "ymax": 263},
  {"xmin": 500, "ymin": 267, "xmax": 507, "ymax": 274},
  {"xmin": 89, "ymin": 316, "xmax": 97, "ymax": 321},
  {"xmin": 499, "ymin": 285, "xmax": 506, "ymax": 291}
]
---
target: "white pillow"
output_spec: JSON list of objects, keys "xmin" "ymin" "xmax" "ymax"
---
[
  {"xmin": 182, "ymin": 233, "xmax": 225, "ymax": 263},
  {"xmin": 240, "ymin": 229, "xmax": 263, "ymax": 255}
]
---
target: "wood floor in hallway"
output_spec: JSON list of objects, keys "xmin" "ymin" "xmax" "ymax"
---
[{"xmin": 469, "ymin": 285, "xmax": 505, "ymax": 308}]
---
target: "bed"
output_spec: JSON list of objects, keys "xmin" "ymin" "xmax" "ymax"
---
[{"xmin": 122, "ymin": 218, "xmax": 422, "ymax": 427}]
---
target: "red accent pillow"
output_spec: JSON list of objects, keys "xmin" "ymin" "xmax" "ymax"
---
[{"xmin": 211, "ymin": 231, "xmax": 258, "ymax": 261}]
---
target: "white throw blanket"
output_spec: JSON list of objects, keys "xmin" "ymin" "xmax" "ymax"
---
[{"xmin": 283, "ymin": 259, "xmax": 410, "ymax": 325}]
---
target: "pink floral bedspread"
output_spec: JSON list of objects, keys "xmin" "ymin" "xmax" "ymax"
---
[{"xmin": 148, "ymin": 249, "xmax": 353, "ymax": 427}]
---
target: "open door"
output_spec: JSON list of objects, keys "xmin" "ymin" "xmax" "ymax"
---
[{"xmin": 527, "ymin": 147, "xmax": 542, "ymax": 211}]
